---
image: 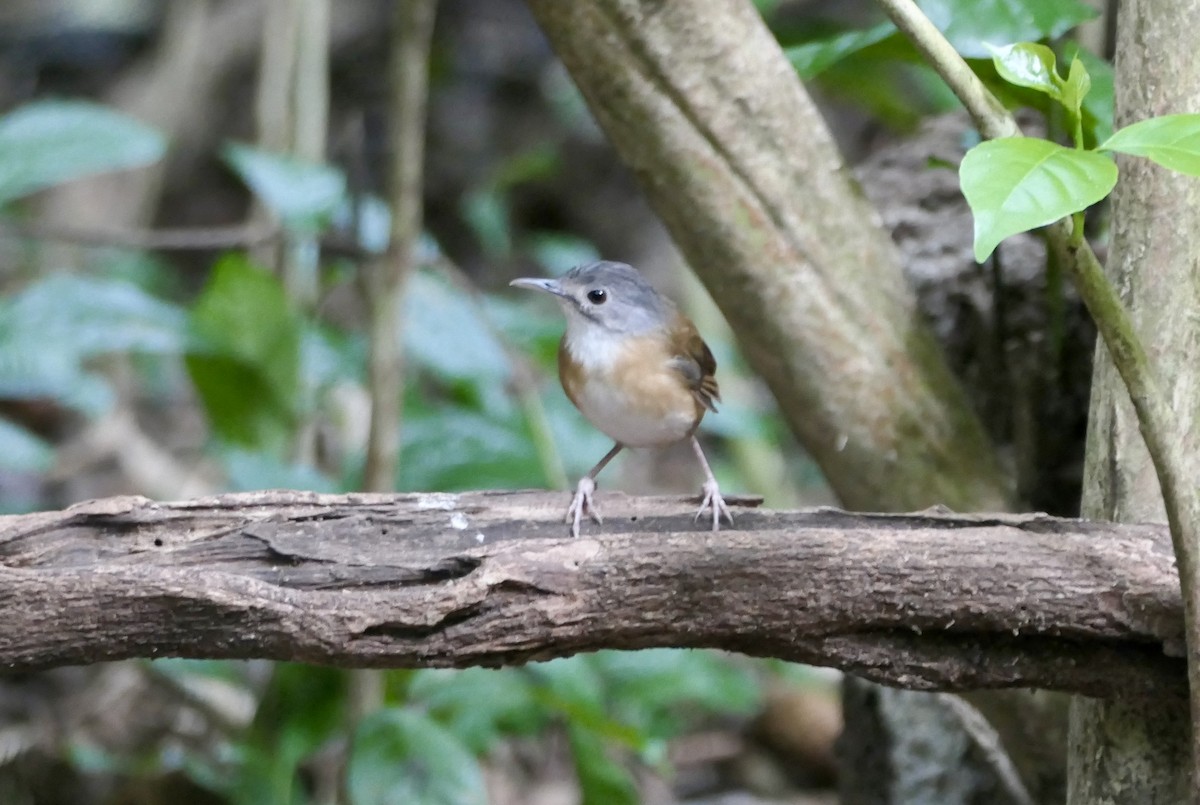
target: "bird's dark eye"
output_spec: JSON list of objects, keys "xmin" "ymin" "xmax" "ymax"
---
[{"xmin": 587, "ymin": 288, "xmax": 607, "ymax": 304}]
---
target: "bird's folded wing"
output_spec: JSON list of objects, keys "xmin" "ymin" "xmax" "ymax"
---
[{"xmin": 667, "ymin": 313, "xmax": 720, "ymax": 412}]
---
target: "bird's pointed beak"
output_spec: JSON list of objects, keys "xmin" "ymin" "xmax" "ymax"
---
[{"xmin": 509, "ymin": 277, "xmax": 565, "ymax": 296}]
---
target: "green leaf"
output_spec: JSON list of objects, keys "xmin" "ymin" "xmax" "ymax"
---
[
  {"xmin": 186, "ymin": 255, "xmax": 301, "ymax": 449},
  {"xmin": 0, "ymin": 275, "xmax": 187, "ymax": 415},
  {"xmin": 919, "ymin": 0, "xmax": 1096, "ymax": 58},
  {"xmin": 1069, "ymin": 46, "xmax": 1113, "ymax": 145},
  {"xmin": 784, "ymin": 22, "xmax": 897, "ymax": 79},
  {"xmin": 568, "ymin": 726, "xmax": 638, "ymax": 805},
  {"xmin": 594, "ymin": 650, "xmax": 761, "ymax": 738},
  {"xmin": 0, "ymin": 100, "xmax": 166, "ymax": 205},
  {"xmin": 219, "ymin": 446, "xmax": 337, "ymax": 493},
  {"xmin": 230, "ymin": 664, "xmax": 347, "ymax": 805},
  {"xmin": 399, "ymin": 401, "xmax": 545, "ymax": 491},
  {"xmin": 491, "ymin": 144, "xmax": 560, "ymax": 189},
  {"xmin": 0, "ymin": 418, "xmax": 53, "ymax": 472},
  {"xmin": 1060, "ymin": 54, "xmax": 1092, "ymax": 122},
  {"xmin": 407, "ymin": 668, "xmax": 545, "ymax": 753},
  {"xmin": 223, "ymin": 143, "xmax": 347, "ymax": 232},
  {"xmin": 331, "ymin": 194, "xmax": 392, "ymax": 255},
  {"xmin": 985, "ymin": 42, "xmax": 1061, "ymax": 99},
  {"xmin": 461, "ymin": 188, "xmax": 511, "ymax": 258},
  {"xmin": 526, "ymin": 232, "xmax": 600, "ymax": 275},
  {"xmin": 1100, "ymin": 114, "xmax": 1200, "ymax": 175},
  {"xmin": 348, "ymin": 709, "xmax": 486, "ymax": 805},
  {"xmin": 528, "ymin": 657, "xmax": 647, "ymax": 750},
  {"xmin": 403, "ymin": 271, "xmax": 509, "ymax": 384},
  {"xmin": 960, "ymin": 137, "xmax": 1116, "ymax": 261},
  {"xmin": 6, "ymin": 274, "xmax": 188, "ymax": 357}
]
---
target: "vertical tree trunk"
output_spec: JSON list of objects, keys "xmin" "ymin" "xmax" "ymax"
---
[{"xmin": 1067, "ymin": 0, "xmax": 1200, "ymax": 800}]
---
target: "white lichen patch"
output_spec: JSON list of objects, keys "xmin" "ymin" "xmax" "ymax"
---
[{"xmin": 416, "ymin": 492, "xmax": 460, "ymax": 511}]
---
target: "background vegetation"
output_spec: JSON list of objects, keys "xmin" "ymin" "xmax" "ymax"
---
[{"xmin": 0, "ymin": 0, "xmax": 1119, "ymax": 802}]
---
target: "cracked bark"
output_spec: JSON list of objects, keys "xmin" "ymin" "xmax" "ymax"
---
[{"xmin": 0, "ymin": 490, "xmax": 1184, "ymax": 700}]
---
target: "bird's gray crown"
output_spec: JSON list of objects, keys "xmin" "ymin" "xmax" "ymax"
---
[{"xmin": 557, "ymin": 261, "xmax": 671, "ymax": 334}]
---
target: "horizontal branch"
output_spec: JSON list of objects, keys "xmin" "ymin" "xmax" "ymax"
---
[
  {"xmin": 0, "ymin": 221, "xmax": 280, "ymax": 252},
  {"xmin": 0, "ymin": 491, "xmax": 1183, "ymax": 698}
]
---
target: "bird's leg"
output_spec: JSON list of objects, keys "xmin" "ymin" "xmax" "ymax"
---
[
  {"xmin": 567, "ymin": 442, "xmax": 623, "ymax": 537},
  {"xmin": 691, "ymin": 436, "xmax": 733, "ymax": 531}
]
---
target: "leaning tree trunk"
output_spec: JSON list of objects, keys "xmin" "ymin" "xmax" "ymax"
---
[
  {"xmin": 522, "ymin": 0, "xmax": 1010, "ymax": 514},
  {"xmin": 1067, "ymin": 0, "xmax": 1200, "ymax": 800}
]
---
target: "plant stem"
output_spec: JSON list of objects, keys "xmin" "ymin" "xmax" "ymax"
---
[
  {"xmin": 874, "ymin": 0, "xmax": 1018, "ymax": 140},
  {"xmin": 875, "ymin": 0, "xmax": 1200, "ymax": 791},
  {"xmin": 361, "ymin": 0, "xmax": 438, "ymax": 492}
]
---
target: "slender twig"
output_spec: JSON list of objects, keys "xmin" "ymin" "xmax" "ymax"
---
[
  {"xmin": 875, "ymin": 0, "xmax": 1018, "ymax": 140},
  {"xmin": 283, "ymin": 0, "xmax": 330, "ymax": 312},
  {"xmin": 0, "ymin": 221, "xmax": 279, "ymax": 251},
  {"xmin": 875, "ymin": 0, "xmax": 1200, "ymax": 789},
  {"xmin": 361, "ymin": 0, "xmax": 438, "ymax": 492}
]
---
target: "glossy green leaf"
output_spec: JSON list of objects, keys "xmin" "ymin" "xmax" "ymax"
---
[
  {"xmin": 960, "ymin": 137, "xmax": 1116, "ymax": 261},
  {"xmin": 348, "ymin": 709, "xmax": 486, "ymax": 805},
  {"xmin": 1060, "ymin": 55, "xmax": 1092, "ymax": 123},
  {"xmin": 985, "ymin": 42, "xmax": 1061, "ymax": 99},
  {"xmin": 1100, "ymin": 114, "xmax": 1200, "ymax": 175},
  {"xmin": 186, "ymin": 255, "xmax": 300, "ymax": 449},
  {"xmin": 919, "ymin": 0, "xmax": 1095, "ymax": 58},
  {"xmin": 0, "ymin": 100, "xmax": 166, "ymax": 205},
  {"xmin": 224, "ymin": 143, "xmax": 347, "ymax": 232},
  {"xmin": 0, "ymin": 418, "xmax": 53, "ymax": 472},
  {"xmin": 784, "ymin": 23, "xmax": 896, "ymax": 79}
]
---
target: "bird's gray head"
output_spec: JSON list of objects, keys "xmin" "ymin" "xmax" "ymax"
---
[{"xmin": 510, "ymin": 261, "xmax": 671, "ymax": 335}]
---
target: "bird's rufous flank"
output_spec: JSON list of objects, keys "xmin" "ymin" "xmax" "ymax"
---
[{"xmin": 510, "ymin": 260, "xmax": 733, "ymax": 537}]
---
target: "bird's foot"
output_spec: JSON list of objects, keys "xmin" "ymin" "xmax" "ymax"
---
[
  {"xmin": 694, "ymin": 478, "xmax": 734, "ymax": 531},
  {"xmin": 566, "ymin": 476, "xmax": 603, "ymax": 537}
]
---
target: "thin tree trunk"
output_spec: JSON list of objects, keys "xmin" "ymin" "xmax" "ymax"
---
[{"xmin": 1067, "ymin": 0, "xmax": 1200, "ymax": 800}]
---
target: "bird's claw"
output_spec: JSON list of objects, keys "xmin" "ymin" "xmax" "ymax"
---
[
  {"xmin": 566, "ymin": 476, "xmax": 603, "ymax": 537},
  {"xmin": 694, "ymin": 478, "xmax": 733, "ymax": 532}
]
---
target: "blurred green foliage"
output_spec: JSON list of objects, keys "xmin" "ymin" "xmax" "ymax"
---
[
  {"xmin": 0, "ymin": 99, "xmax": 166, "ymax": 205},
  {"xmin": 0, "ymin": 0, "xmax": 1111, "ymax": 799},
  {"xmin": 776, "ymin": 0, "xmax": 1112, "ymax": 142},
  {"xmin": 0, "ymin": 97, "xmax": 776, "ymax": 802}
]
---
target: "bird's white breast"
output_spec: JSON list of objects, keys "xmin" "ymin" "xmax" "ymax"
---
[{"xmin": 564, "ymin": 324, "xmax": 698, "ymax": 447}]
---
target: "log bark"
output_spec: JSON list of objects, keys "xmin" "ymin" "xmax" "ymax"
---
[{"xmin": 0, "ymin": 490, "xmax": 1184, "ymax": 698}]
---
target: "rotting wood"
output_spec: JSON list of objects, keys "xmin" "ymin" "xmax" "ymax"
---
[{"xmin": 0, "ymin": 490, "xmax": 1183, "ymax": 698}]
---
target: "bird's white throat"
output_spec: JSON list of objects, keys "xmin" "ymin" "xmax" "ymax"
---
[{"xmin": 562, "ymin": 315, "xmax": 627, "ymax": 373}]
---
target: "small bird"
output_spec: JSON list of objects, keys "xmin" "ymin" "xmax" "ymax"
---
[{"xmin": 510, "ymin": 260, "xmax": 733, "ymax": 537}]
